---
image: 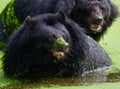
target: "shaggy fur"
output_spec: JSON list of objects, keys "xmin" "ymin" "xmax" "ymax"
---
[
  {"xmin": 3, "ymin": 12, "xmax": 112, "ymax": 79},
  {"xmin": 71, "ymin": 0, "xmax": 119, "ymax": 40},
  {"xmin": 14, "ymin": 0, "xmax": 118, "ymax": 41}
]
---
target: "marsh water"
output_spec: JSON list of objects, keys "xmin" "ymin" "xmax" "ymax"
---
[{"xmin": 0, "ymin": 71, "xmax": 120, "ymax": 89}]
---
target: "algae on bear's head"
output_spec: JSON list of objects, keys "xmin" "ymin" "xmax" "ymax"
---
[
  {"xmin": 54, "ymin": 38, "xmax": 67, "ymax": 45},
  {"xmin": 51, "ymin": 38, "xmax": 69, "ymax": 60}
]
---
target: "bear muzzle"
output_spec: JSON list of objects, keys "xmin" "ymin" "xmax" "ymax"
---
[{"xmin": 51, "ymin": 38, "xmax": 69, "ymax": 60}]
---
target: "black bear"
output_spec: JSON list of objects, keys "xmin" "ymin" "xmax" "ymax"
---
[
  {"xmin": 3, "ymin": 12, "xmax": 112, "ymax": 79},
  {"xmin": 14, "ymin": 0, "xmax": 118, "ymax": 41}
]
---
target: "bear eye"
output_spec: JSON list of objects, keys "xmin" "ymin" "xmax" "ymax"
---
[
  {"xmin": 62, "ymin": 34, "xmax": 66, "ymax": 39},
  {"xmin": 100, "ymin": 5, "xmax": 106, "ymax": 11},
  {"xmin": 49, "ymin": 34, "xmax": 57, "ymax": 42}
]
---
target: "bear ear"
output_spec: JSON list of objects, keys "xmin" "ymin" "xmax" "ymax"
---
[
  {"xmin": 24, "ymin": 16, "xmax": 35, "ymax": 28},
  {"xmin": 57, "ymin": 10, "xmax": 67, "ymax": 22}
]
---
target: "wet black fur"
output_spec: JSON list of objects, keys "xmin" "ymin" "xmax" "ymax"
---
[
  {"xmin": 14, "ymin": 0, "xmax": 118, "ymax": 41},
  {"xmin": 3, "ymin": 13, "xmax": 86, "ymax": 78},
  {"xmin": 3, "ymin": 12, "xmax": 112, "ymax": 79}
]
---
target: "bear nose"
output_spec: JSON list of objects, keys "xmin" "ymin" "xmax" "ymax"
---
[
  {"xmin": 64, "ymin": 43, "xmax": 69, "ymax": 49},
  {"xmin": 63, "ymin": 42, "xmax": 69, "ymax": 52},
  {"xmin": 95, "ymin": 18, "xmax": 102, "ymax": 23},
  {"xmin": 93, "ymin": 16, "xmax": 103, "ymax": 24}
]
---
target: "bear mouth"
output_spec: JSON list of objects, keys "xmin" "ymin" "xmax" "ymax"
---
[
  {"xmin": 51, "ymin": 43, "xmax": 69, "ymax": 60},
  {"xmin": 90, "ymin": 23, "xmax": 103, "ymax": 33},
  {"xmin": 89, "ymin": 17, "xmax": 104, "ymax": 33}
]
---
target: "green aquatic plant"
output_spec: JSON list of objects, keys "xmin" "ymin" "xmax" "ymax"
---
[
  {"xmin": 53, "ymin": 38, "xmax": 67, "ymax": 46},
  {"xmin": 0, "ymin": 0, "xmax": 20, "ymax": 42}
]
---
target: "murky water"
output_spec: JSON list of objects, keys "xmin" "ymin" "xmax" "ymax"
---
[{"xmin": 1, "ymin": 72, "xmax": 120, "ymax": 89}]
